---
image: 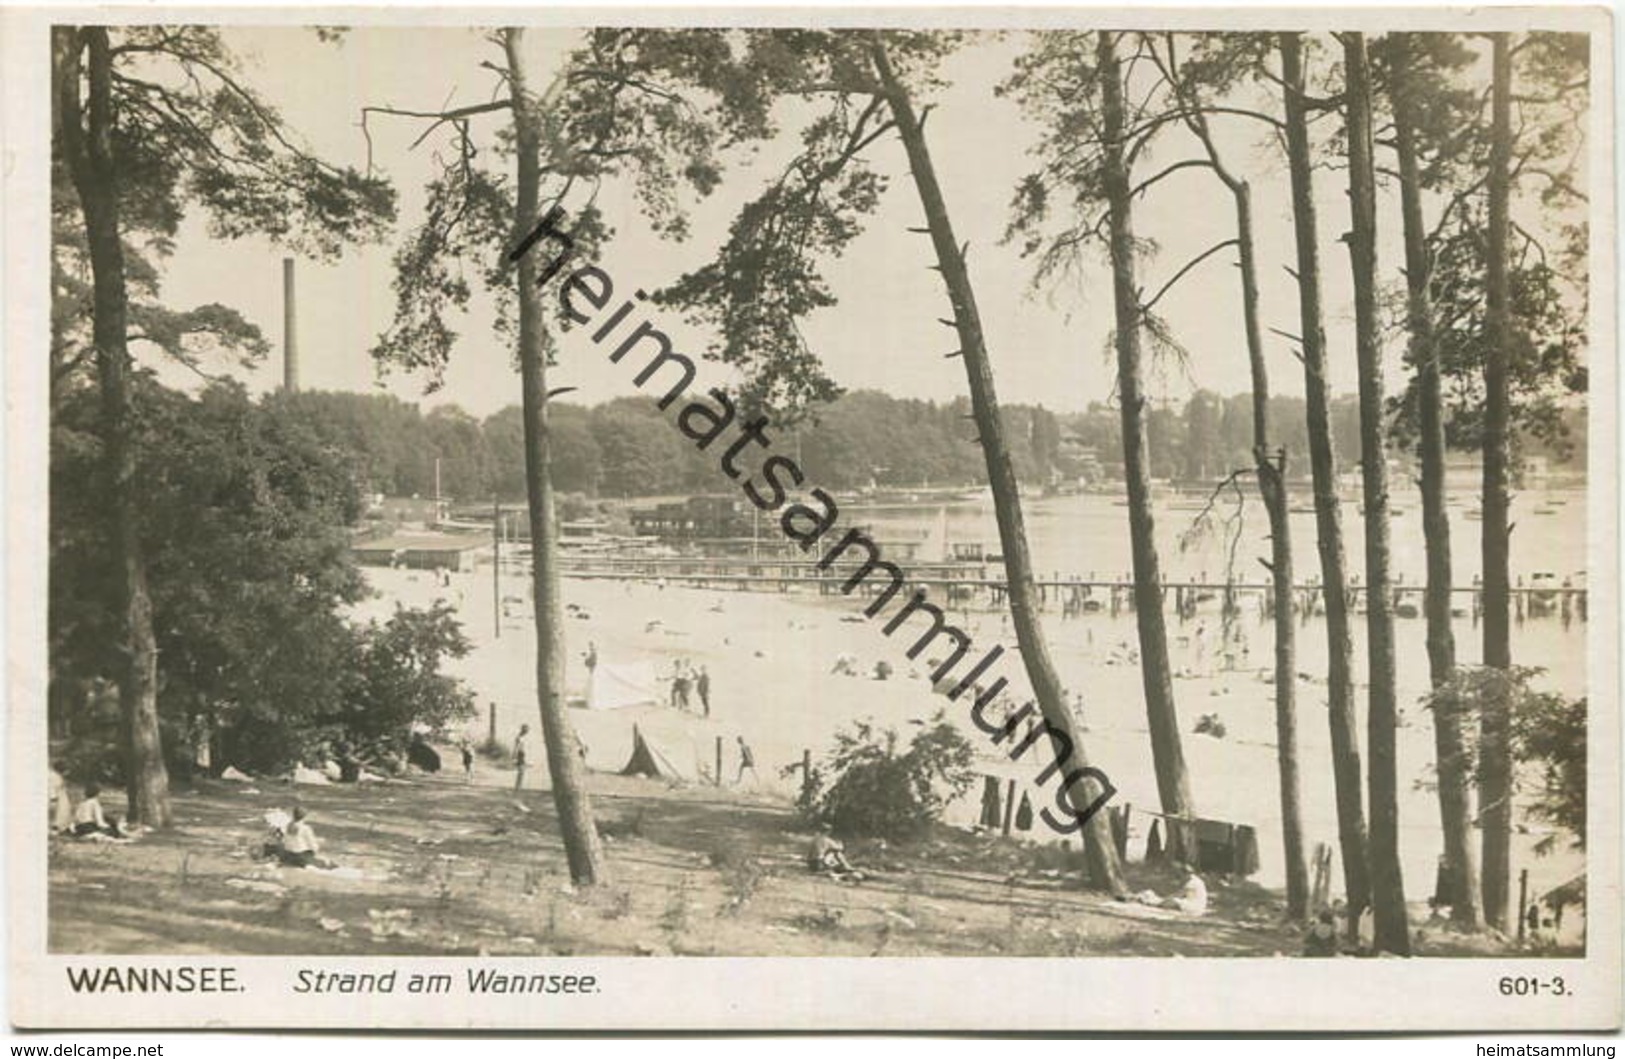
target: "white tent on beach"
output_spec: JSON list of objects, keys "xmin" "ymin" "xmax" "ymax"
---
[{"xmin": 587, "ymin": 661, "xmax": 662, "ymax": 711}]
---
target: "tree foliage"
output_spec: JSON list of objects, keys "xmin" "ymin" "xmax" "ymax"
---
[
  {"xmin": 50, "ymin": 380, "xmax": 473, "ymax": 779},
  {"xmin": 798, "ymin": 711, "xmax": 977, "ymax": 841},
  {"xmin": 1373, "ymin": 32, "xmax": 1588, "ymax": 460},
  {"xmin": 369, "ymin": 28, "xmax": 770, "ymax": 389},
  {"xmin": 1424, "ymin": 665, "xmax": 1586, "ymax": 853},
  {"xmin": 52, "ymin": 26, "xmax": 395, "ymax": 383},
  {"xmin": 1512, "ymin": 691, "xmax": 1586, "ymax": 852},
  {"xmin": 250, "ymin": 385, "xmax": 1586, "ymax": 504},
  {"xmin": 656, "ymin": 30, "xmax": 962, "ymax": 419}
]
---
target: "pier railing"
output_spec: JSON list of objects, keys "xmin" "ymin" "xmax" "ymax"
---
[{"xmin": 548, "ymin": 553, "xmax": 1586, "ymax": 611}]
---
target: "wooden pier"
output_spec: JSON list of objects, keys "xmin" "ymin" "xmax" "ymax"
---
[{"xmin": 551, "ymin": 553, "xmax": 1587, "ymax": 618}]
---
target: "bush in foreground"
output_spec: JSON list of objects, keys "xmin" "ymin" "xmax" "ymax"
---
[{"xmin": 798, "ymin": 711, "xmax": 976, "ymax": 842}]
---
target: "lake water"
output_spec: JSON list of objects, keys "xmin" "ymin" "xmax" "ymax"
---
[
  {"xmin": 852, "ymin": 486, "xmax": 1589, "ymax": 593},
  {"xmin": 852, "ymin": 487, "xmax": 1589, "ymax": 689},
  {"xmin": 843, "ymin": 487, "xmax": 1589, "ymax": 918}
]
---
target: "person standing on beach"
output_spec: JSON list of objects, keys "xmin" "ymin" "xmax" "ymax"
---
[
  {"xmin": 735, "ymin": 736, "xmax": 758, "ymax": 786},
  {"xmin": 696, "ymin": 665, "xmax": 711, "ymax": 718},
  {"xmin": 512, "ymin": 724, "xmax": 530, "ymax": 791},
  {"xmin": 671, "ymin": 660, "xmax": 693, "ymax": 712},
  {"xmin": 584, "ymin": 642, "xmax": 599, "ymax": 709}
]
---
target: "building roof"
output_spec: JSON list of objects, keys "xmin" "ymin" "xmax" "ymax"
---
[{"xmin": 351, "ymin": 532, "xmax": 489, "ymax": 553}]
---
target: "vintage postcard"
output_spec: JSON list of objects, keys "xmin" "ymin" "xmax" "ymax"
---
[{"xmin": 5, "ymin": 2, "xmax": 1619, "ymax": 1032}]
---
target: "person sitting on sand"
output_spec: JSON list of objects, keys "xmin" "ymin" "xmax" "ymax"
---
[
  {"xmin": 71, "ymin": 784, "xmax": 123, "ymax": 838},
  {"xmin": 1304, "ymin": 909, "xmax": 1339, "ymax": 957},
  {"xmin": 1164, "ymin": 867, "xmax": 1209, "ymax": 916},
  {"xmin": 274, "ymin": 806, "xmax": 326, "ymax": 869},
  {"xmin": 806, "ymin": 826, "xmax": 865, "ymax": 882},
  {"xmin": 1130, "ymin": 866, "xmax": 1209, "ymax": 916}
]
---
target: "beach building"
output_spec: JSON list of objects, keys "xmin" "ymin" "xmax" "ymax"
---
[
  {"xmin": 351, "ymin": 531, "xmax": 488, "ymax": 572},
  {"xmin": 629, "ymin": 496, "xmax": 754, "ymax": 541}
]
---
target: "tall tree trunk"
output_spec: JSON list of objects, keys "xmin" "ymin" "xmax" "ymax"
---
[
  {"xmin": 1176, "ymin": 72, "xmax": 1308, "ymax": 921},
  {"xmin": 1279, "ymin": 32, "xmax": 1369, "ymax": 929},
  {"xmin": 870, "ymin": 40, "xmax": 1126, "ymax": 894},
  {"xmin": 1390, "ymin": 32, "xmax": 1483, "ymax": 931},
  {"xmin": 1097, "ymin": 31, "xmax": 1196, "ymax": 857},
  {"xmin": 1344, "ymin": 32, "xmax": 1409, "ymax": 956},
  {"xmin": 1238, "ymin": 186, "xmax": 1308, "ymax": 922},
  {"xmin": 55, "ymin": 26, "xmax": 172, "ymax": 828},
  {"xmin": 505, "ymin": 27, "xmax": 605, "ymax": 887},
  {"xmin": 1479, "ymin": 31, "xmax": 1516, "ymax": 933}
]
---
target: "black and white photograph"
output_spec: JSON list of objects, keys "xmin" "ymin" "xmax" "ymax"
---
[{"xmin": 6, "ymin": 4, "xmax": 1619, "ymax": 1032}]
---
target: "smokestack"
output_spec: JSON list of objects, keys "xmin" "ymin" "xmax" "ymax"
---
[{"xmin": 282, "ymin": 257, "xmax": 299, "ymax": 393}]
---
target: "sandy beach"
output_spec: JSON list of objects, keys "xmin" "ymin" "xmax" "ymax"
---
[{"xmin": 353, "ymin": 549, "xmax": 1587, "ymax": 935}]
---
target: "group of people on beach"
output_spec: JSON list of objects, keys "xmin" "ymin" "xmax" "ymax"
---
[
  {"xmin": 53, "ymin": 769, "xmax": 340, "ymax": 872},
  {"xmin": 668, "ymin": 658, "xmax": 711, "ymax": 717}
]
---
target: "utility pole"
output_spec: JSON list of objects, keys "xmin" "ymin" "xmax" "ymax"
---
[
  {"xmin": 493, "ymin": 496, "xmax": 501, "ymax": 639},
  {"xmin": 282, "ymin": 258, "xmax": 299, "ymax": 393},
  {"xmin": 434, "ymin": 457, "xmax": 444, "ymax": 526}
]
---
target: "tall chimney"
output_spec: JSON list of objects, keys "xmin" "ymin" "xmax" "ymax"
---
[{"xmin": 282, "ymin": 257, "xmax": 299, "ymax": 393}]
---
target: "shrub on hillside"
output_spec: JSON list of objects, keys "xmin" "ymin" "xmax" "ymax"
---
[{"xmin": 798, "ymin": 711, "xmax": 976, "ymax": 842}]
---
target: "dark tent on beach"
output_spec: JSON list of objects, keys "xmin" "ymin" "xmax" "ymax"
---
[{"xmin": 620, "ymin": 725, "xmax": 689, "ymax": 782}]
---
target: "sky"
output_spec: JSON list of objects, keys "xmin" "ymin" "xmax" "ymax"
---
[{"xmin": 141, "ymin": 26, "xmax": 1591, "ymax": 420}]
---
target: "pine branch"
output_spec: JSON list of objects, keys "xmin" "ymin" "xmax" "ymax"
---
[{"xmin": 1139, "ymin": 238, "xmax": 1239, "ymax": 315}]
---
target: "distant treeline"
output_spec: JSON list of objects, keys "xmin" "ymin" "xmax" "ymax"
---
[{"xmin": 269, "ymin": 388, "xmax": 1585, "ymax": 502}]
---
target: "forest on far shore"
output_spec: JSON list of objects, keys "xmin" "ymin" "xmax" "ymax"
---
[{"xmin": 262, "ymin": 387, "xmax": 1587, "ymax": 502}]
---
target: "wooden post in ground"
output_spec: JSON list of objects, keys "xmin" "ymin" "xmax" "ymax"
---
[
  {"xmin": 1002, "ymin": 779, "xmax": 1017, "ymax": 837},
  {"xmin": 1517, "ymin": 867, "xmax": 1530, "ymax": 943},
  {"xmin": 1310, "ymin": 842, "xmax": 1333, "ymax": 911},
  {"xmin": 801, "ymin": 748, "xmax": 813, "ymax": 803},
  {"xmin": 715, "ymin": 736, "xmax": 724, "ymax": 787},
  {"xmin": 488, "ymin": 702, "xmax": 497, "ymax": 746}
]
